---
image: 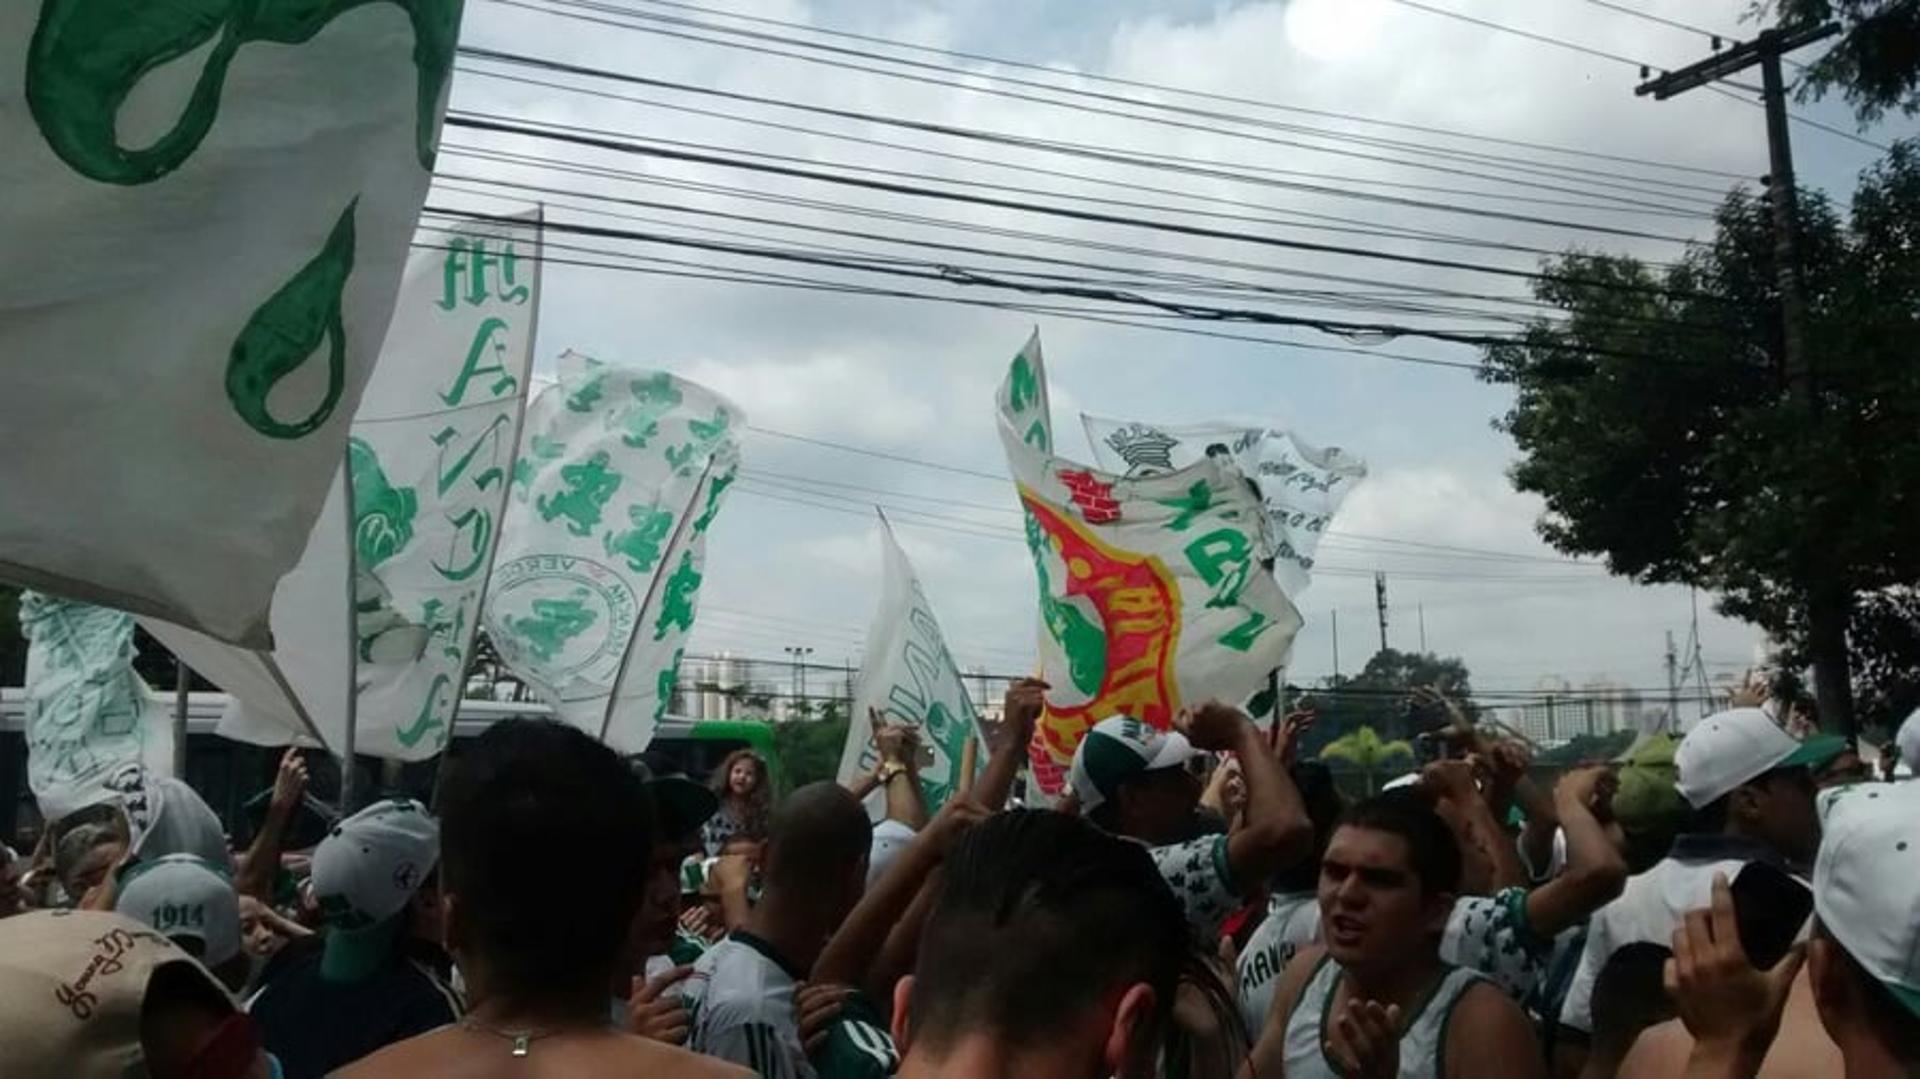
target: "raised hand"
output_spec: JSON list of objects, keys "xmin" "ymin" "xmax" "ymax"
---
[
  {"xmin": 1178, "ymin": 700, "xmax": 1253, "ymax": 752},
  {"xmin": 1326, "ymin": 998, "xmax": 1402, "ymax": 1079},
  {"xmin": 270, "ymin": 746, "xmax": 309, "ymax": 815},
  {"xmin": 1665, "ymin": 872, "xmax": 1804, "ymax": 1062},
  {"xmin": 628, "ymin": 965, "xmax": 695, "ymax": 1044}
]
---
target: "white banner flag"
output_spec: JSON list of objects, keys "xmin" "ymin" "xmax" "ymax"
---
[
  {"xmin": 20, "ymin": 592, "xmax": 171, "ymax": 822},
  {"xmin": 483, "ymin": 352, "xmax": 743, "ymax": 753},
  {"xmin": 999, "ymin": 334, "xmax": 1302, "ymax": 795},
  {"xmin": 146, "ymin": 211, "xmax": 543, "ymax": 759},
  {"xmin": 838, "ymin": 515, "xmax": 986, "ymax": 818},
  {"xmin": 0, "ymin": 2, "xmax": 463, "ymax": 647},
  {"xmin": 1081, "ymin": 418, "xmax": 1367, "ymax": 598}
]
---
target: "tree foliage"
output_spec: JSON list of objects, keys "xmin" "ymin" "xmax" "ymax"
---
[
  {"xmin": 1319, "ymin": 725, "xmax": 1415, "ymax": 793},
  {"xmin": 1302, "ymin": 648, "xmax": 1476, "ymax": 753},
  {"xmin": 1771, "ymin": 1, "xmax": 1920, "ymax": 122},
  {"xmin": 770, "ymin": 699, "xmax": 849, "ymax": 790},
  {"xmin": 1482, "ymin": 146, "xmax": 1920, "ymax": 730}
]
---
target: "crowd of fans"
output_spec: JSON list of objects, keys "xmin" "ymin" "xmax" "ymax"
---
[{"xmin": 2, "ymin": 676, "xmax": 1916, "ymax": 1078}]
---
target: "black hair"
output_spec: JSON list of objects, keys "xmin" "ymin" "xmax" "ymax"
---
[
  {"xmin": 763, "ymin": 782, "xmax": 872, "ymax": 891},
  {"xmin": 1272, "ymin": 761, "xmax": 1346, "ymax": 893},
  {"xmin": 437, "ymin": 719, "xmax": 653, "ymax": 1000},
  {"xmin": 1817, "ymin": 924, "xmax": 1920, "ymax": 1064},
  {"xmin": 1589, "ymin": 943, "xmax": 1676, "ymax": 1064},
  {"xmin": 906, "ymin": 811, "xmax": 1195, "ymax": 1068},
  {"xmin": 1332, "ymin": 790, "xmax": 1462, "ymax": 897}
]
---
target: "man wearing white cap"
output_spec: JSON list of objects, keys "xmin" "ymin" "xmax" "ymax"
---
[
  {"xmin": 1070, "ymin": 702, "xmax": 1312, "ymax": 941},
  {"xmin": 114, "ymin": 852, "xmax": 247, "ymax": 992},
  {"xmin": 1646, "ymin": 778, "xmax": 1920, "ymax": 1077},
  {"xmin": 249, "ymin": 798, "xmax": 460, "ymax": 1078},
  {"xmin": 1554, "ymin": 707, "xmax": 1843, "ymax": 1049}
]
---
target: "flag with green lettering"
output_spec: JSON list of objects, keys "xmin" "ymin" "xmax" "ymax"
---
[
  {"xmin": 997, "ymin": 332, "xmax": 1302, "ymax": 796},
  {"xmin": 146, "ymin": 211, "xmax": 542, "ymax": 760},
  {"xmin": 482, "ymin": 351, "xmax": 742, "ymax": 753},
  {"xmin": 838, "ymin": 514, "xmax": 985, "ymax": 817},
  {"xmin": 20, "ymin": 591, "xmax": 170, "ymax": 821},
  {"xmin": 0, "ymin": 0, "xmax": 465, "ymax": 647}
]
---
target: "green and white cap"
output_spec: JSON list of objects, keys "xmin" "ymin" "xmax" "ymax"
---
[
  {"xmin": 311, "ymin": 799, "xmax": 438, "ymax": 982},
  {"xmin": 1814, "ymin": 781, "xmax": 1920, "ymax": 1018},
  {"xmin": 1070, "ymin": 715, "xmax": 1198, "ymax": 812},
  {"xmin": 114, "ymin": 853, "xmax": 242, "ymax": 969},
  {"xmin": 1673, "ymin": 708, "xmax": 1845, "ymax": 809}
]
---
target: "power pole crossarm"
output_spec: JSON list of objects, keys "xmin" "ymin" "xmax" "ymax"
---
[{"xmin": 1634, "ymin": 23, "xmax": 1838, "ymax": 99}]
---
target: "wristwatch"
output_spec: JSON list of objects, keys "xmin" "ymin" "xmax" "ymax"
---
[{"xmin": 876, "ymin": 760, "xmax": 910, "ymax": 784}]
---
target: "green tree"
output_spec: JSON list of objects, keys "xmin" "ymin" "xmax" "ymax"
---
[
  {"xmin": 1482, "ymin": 146, "xmax": 1920, "ymax": 734},
  {"xmin": 1307, "ymin": 648, "xmax": 1477, "ymax": 752},
  {"xmin": 1319, "ymin": 725, "xmax": 1415, "ymax": 794},
  {"xmin": 1771, "ymin": 1, "xmax": 1920, "ymax": 123},
  {"xmin": 770, "ymin": 699, "xmax": 851, "ymax": 789}
]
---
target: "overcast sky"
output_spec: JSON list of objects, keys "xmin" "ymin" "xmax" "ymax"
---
[{"xmin": 435, "ymin": 0, "xmax": 1918, "ymax": 709}]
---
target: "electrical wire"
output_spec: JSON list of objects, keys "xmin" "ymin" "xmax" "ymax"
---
[
  {"xmin": 594, "ymin": 0, "xmax": 1748, "ymax": 180},
  {"xmin": 441, "ymin": 112, "xmax": 1741, "ymax": 307},
  {"xmin": 1379, "ymin": 0, "xmax": 1889, "ymax": 151},
  {"xmin": 486, "ymin": 0, "xmax": 1747, "ymax": 192},
  {"xmin": 460, "ymin": 31, "xmax": 1728, "ymax": 215}
]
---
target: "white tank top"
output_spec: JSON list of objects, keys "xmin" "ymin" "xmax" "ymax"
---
[{"xmin": 1280, "ymin": 953, "xmax": 1485, "ymax": 1079}]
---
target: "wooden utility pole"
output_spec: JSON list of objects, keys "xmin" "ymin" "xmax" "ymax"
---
[{"xmin": 1637, "ymin": 21, "xmax": 1856, "ymax": 734}]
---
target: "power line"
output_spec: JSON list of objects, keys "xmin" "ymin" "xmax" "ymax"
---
[
  {"xmin": 1379, "ymin": 0, "xmax": 1888, "ymax": 151},
  {"xmin": 431, "ymin": 176, "xmax": 1695, "ymax": 332},
  {"xmin": 455, "ymin": 62, "xmax": 1719, "ymax": 221},
  {"xmin": 442, "ymin": 112, "xmax": 1740, "ymax": 307},
  {"xmin": 455, "ymin": 46, "xmax": 1723, "ymax": 236},
  {"xmin": 534, "ymin": 0, "xmax": 1749, "ymax": 180},
  {"xmin": 425, "ymin": 202, "xmax": 1706, "ymax": 361},
  {"xmin": 1575, "ymin": 0, "xmax": 1810, "ymax": 72}
]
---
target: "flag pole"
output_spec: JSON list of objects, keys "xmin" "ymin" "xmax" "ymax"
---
[{"xmin": 339, "ymin": 449, "xmax": 360, "ymax": 813}]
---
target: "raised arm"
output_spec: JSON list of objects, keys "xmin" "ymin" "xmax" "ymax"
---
[
  {"xmin": 812, "ymin": 796, "xmax": 986, "ymax": 987},
  {"xmin": 1523, "ymin": 765, "xmax": 1627, "ymax": 939},
  {"xmin": 973, "ymin": 679, "xmax": 1044, "ymax": 810},
  {"xmin": 1182, "ymin": 702, "xmax": 1312, "ymax": 892},
  {"xmin": 236, "ymin": 747, "xmax": 307, "ymax": 901}
]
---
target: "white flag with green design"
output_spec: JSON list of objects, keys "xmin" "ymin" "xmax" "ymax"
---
[
  {"xmin": 145, "ymin": 211, "xmax": 543, "ymax": 760},
  {"xmin": 20, "ymin": 591, "xmax": 171, "ymax": 821},
  {"xmin": 838, "ymin": 515, "xmax": 986, "ymax": 818},
  {"xmin": 0, "ymin": 0, "xmax": 465, "ymax": 647},
  {"xmin": 1080, "ymin": 417, "xmax": 1368, "ymax": 598},
  {"xmin": 482, "ymin": 352, "xmax": 742, "ymax": 754},
  {"xmin": 997, "ymin": 332, "xmax": 1303, "ymax": 797}
]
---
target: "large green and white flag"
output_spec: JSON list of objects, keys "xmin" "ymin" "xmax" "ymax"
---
[
  {"xmin": 482, "ymin": 352, "xmax": 742, "ymax": 753},
  {"xmin": 997, "ymin": 333, "xmax": 1302, "ymax": 797},
  {"xmin": 145, "ymin": 211, "xmax": 542, "ymax": 760},
  {"xmin": 19, "ymin": 591, "xmax": 170, "ymax": 822},
  {"xmin": 1080, "ymin": 418, "xmax": 1368, "ymax": 597},
  {"xmin": 838, "ymin": 515, "xmax": 985, "ymax": 818},
  {"xmin": 0, "ymin": 0, "xmax": 464, "ymax": 647}
]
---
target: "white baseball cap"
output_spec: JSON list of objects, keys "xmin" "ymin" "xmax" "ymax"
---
[
  {"xmin": 1069, "ymin": 715, "xmax": 1199, "ymax": 812},
  {"xmin": 113, "ymin": 854, "xmax": 242, "ymax": 970},
  {"xmin": 1674, "ymin": 708, "xmax": 1846, "ymax": 809},
  {"xmin": 1814, "ymin": 782, "xmax": 1920, "ymax": 1018},
  {"xmin": 1895, "ymin": 707, "xmax": 1920, "ymax": 773},
  {"xmin": 310, "ymin": 799, "xmax": 438, "ymax": 981},
  {"xmin": 866, "ymin": 819, "xmax": 918, "ymax": 889}
]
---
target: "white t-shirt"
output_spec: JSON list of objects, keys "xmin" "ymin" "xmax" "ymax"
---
[
  {"xmin": 1237, "ymin": 892, "xmax": 1322, "ymax": 1034},
  {"xmin": 681, "ymin": 932, "xmax": 815, "ymax": 1079},
  {"xmin": 1556, "ymin": 836, "xmax": 1785, "ymax": 1033}
]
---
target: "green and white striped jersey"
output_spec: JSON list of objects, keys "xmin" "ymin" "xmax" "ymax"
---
[{"xmin": 681, "ymin": 931, "xmax": 815, "ymax": 1079}]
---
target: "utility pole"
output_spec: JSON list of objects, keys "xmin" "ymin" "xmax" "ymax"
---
[
  {"xmin": 1373, "ymin": 572, "xmax": 1389, "ymax": 655},
  {"xmin": 783, "ymin": 645, "xmax": 814, "ymax": 709},
  {"xmin": 1418, "ymin": 604, "xmax": 1428, "ymax": 655},
  {"xmin": 1330, "ymin": 609, "xmax": 1341, "ymax": 681},
  {"xmin": 1665, "ymin": 631, "xmax": 1682, "ymax": 732},
  {"xmin": 1637, "ymin": 21, "xmax": 1855, "ymax": 735}
]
